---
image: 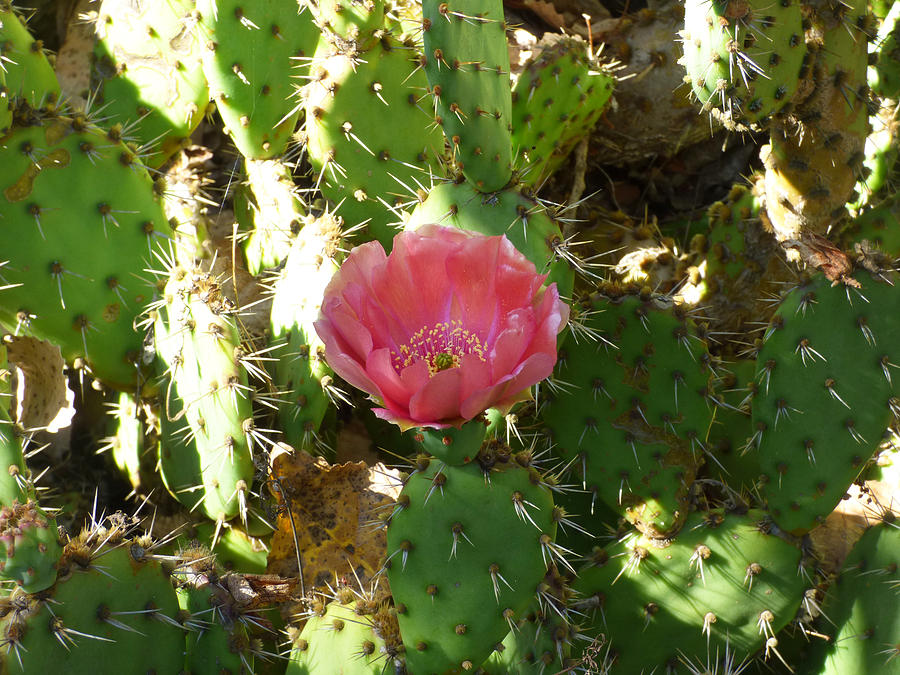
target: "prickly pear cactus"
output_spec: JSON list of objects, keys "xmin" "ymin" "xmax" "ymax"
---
[
  {"xmin": 680, "ymin": 0, "xmax": 808, "ymax": 129},
  {"xmin": 303, "ymin": 27, "xmax": 444, "ymax": 247},
  {"xmin": 195, "ymin": 0, "xmax": 319, "ymax": 160},
  {"xmin": 92, "ymin": 0, "xmax": 210, "ymax": 168},
  {"xmin": 574, "ymin": 510, "xmax": 807, "ymax": 672},
  {"xmin": 0, "ymin": 524, "xmax": 186, "ymax": 674},
  {"xmin": 3, "ymin": 2, "xmax": 900, "ymax": 674},
  {"xmin": 541, "ymin": 287, "xmax": 714, "ymax": 538},
  {"xmin": 511, "ymin": 34, "xmax": 616, "ymax": 184},
  {"xmin": 153, "ymin": 263, "xmax": 256, "ymax": 523},
  {"xmin": 268, "ymin": 212, "xmax": 343, "ymax": 452},
  {"xmin": 750, "ymin": 270, "xmax": 900, "ymax": 534},
  {"xmin": 805, "ymin": 523, "xmax": 900, "ymax": 674},
  {"xmin": 0, "ymin": 2, "xmax": 60, "ymax": 110},
  {"xmin": 761, "ymin": 0, "xmax": 871, "ymax": 245},
  {"xmin": 386, "ymin": 450, "xmax": 556, "ymax": 674},
  {"xmin": 0, "ymin": 499, "xmax": 61, "ymax": 594},
  {"xmin": 287, "ymin": 589, "xmax": 403, "ymax": 674},
  {"xmin": 0, "ymin": 115, "xmax": 171, "ymax": 388},
  {"xmin": 422, "ymin": 0, "xmax": 513, "ymax": 191}
]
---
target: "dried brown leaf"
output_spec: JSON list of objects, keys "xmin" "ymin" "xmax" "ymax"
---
[
  {"xmin": 266, "ymin": 451, "xmax": 402, "ymax": 598},
  {"xmin": 3, "ymin": 335, "xmax": 74, "ymax": 432}
]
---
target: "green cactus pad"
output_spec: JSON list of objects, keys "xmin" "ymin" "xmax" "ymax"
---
[
  {"xmin": 386, "ymin": 453, "xmax": 556, "ymax": 674},
  {"xmin": 807, "ymin": 523, "xmax": 900, "ymax": 674},
  {"xmin": 405, "ymin": 180, "xmax": 574, "ymax": 299},
  {"xmin": 307, "ymin": 0, "xmax": 386, "ymax": 42},
  {"xmin": 239, "ymin": 157, "xmax": 305, "ymax": 274},
  {"xmin": 422, "ymin": 0, "xmax": 513, "ymax": 191},
  {"xmin": 0, "ymin": 116, "xmax": 171, "ymax": 388},
  {"xmin": 511, "ymin": 34, "xmax": 615, "ymax": 186},
  {"xmin": 92, "ymin": 0, "xmax": 210, "ymax": 168},
  {"xmin": 0, "ymin": 538, "xmax": 185, "ymax": 673},
  {"xmin": 177, "ymin": 580, "xmax": 254, "ymax": 673},
  {"xmin": 680, "ymin": 0, "xmax": 807, "ymax": 129},
  {"xmin": 761, "ymin": 0, "xmax": 870, "ymax": 242},
  {"xmin": 0, "ymin": 2, "xmax": 60, "ymax": 111},
  {"xmin": 541, "ymin": 288, "xmax": 713, "ymax": 538},
  {"xmin": 196, "ymin": 0, "xmax": 319, "ymax": 159},
  {"xmin": 751, "ymin": 271, "xmax": 900, "ymax": 534},
  {"xmin": 482, "ymin": 567, "xmax": 577, "ymax": 674},
  {"xmin": 100, "ymin": 391, "xmax": 145, "ymax": 493},
  {"xmin": 304, "ymin": 31, "xmax": 444, "ymax": 248},
  {"xmin": 154, "ymin": 264, "xmax": 255, "ymax": 522},
  {"xmin": 870, "ymin": 1, "xmax": 900, "ymax": 101},
  {"xmin": 0, "ymin": 345, "xmax": 28, "ymax": 507},
  {"xmin": 288, "ymin": 593, "xmax": 404, "ymax": 674},
  {"xmin": 703, "ymin": 358, "xmax": 763, "ymax": 494},
  {"xmin": 0, "ymin": 500, "xmax": 61, "ymax": 593},
  {"xmin": 574, "ymin": 509, "xmax": 806, "ymax": 672}
]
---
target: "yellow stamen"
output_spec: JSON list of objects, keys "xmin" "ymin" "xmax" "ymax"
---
[{"xmin": 391, "ymin": 319, "xmax": 486, "ymax": 376}]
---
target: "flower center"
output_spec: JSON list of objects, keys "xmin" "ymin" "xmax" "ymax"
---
[{"xmin": 392, "ymin": 320, "xmax": 487, "ymax": 376}]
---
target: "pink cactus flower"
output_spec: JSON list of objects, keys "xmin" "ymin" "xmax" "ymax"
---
[{"xmin": 314, "ymin": 224, "xmax": 569, "ymax": 430}]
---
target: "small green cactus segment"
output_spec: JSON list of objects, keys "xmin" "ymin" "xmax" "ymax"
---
[
  {"xmin": 0, "ymin": 500, "xmax": 61, "ymax": 593},
  {"xmin": 412, "ymin": 421, "xmax": 487, "ymax": 465},
  {"xmin": 422, "ymin": 0, "xmax": 513, "ymax": 191},
  {"xmin": 483, "ymin": 568, "xmax": 576, "ymax": 674},
  {"xmin": 240, "ymin": 157, "xmax": 305, "ymax": 274},
  {"xmin": 386, "ymin": 453, "xmax": 556, "ymax": 674},
  {"xmin": 269, "ymin": 212, "xmax": 343, "ymax": 453},
  {"xmin": 92, "ymin": 0, "xmax": 210, "ymax": 168},
  {"xmin": 843, "ymin": 193, "xmax": 900, "ymax": 257},
  {"xmin": 703, "ymin": 185, "xmax": 760, "ymax": 282},
  {"xmin": 541, "ymin": 289, "xmax": 713, "ymax": 538},
  {"xmin": 679, "ymin": 0, "xmax": 807, "ymax": 130},
  {"xmin": 574, "ymin": 510, "xmax": 805, "ymax": 672},
  {"xmin": 177, "ymin": 580, "xmax": 254, "ymax": 673},
  {"xmin": 405, "ymin": 180, "xmax": 574, "ymax": 300},
  {"xmin": 852, "ymin": 101, "xmax": 899, "ymax": 212},
  {"xmin": 690, "ymin": 180, "xmax": 786, "ymax": 336},
  {"xmin": 0, "ymin": 536, "xmax": 185, "ymax": 674},
  {"xmin": 306, "ymin": 0, "xmax": 386, "ymax": 40},
  {"xmin": 304, "ymin": 32, "xmax": 443, "ymax": 248},
  {"xmin": 0, "ymin": 345, "xmax": 27, "ymax": 507},
  {"xmin": 870, "ymin": 1, "xmax": 900, "ymax": 101},
  {"xmin": 287, "ymin": 595, "xmax": 402, "ymax": 674},
  {"xmin": 153, "ymin": 264, "xmax": 255, "ymax": 523},
  {"xmin": 100, "ymin": 391, "xmax": 145, "ymax": 493},
  {"xmin": 0, "ymin": 3, "xmax": 60, "ymax": 110},
  {"xmin": 0, "ymin": 116, "xmax": 171, "ymax": 389},
  {"xmin": 511, "ymin": 34, "xmax": 615, "ymax": 186},
  {"xmin": 762, "ymin": 0, "xmax": 870, "ymax": 242},
  {"xmin": 809, "ymin": 524, "xmax": 900, "ymax": 674},
  {"xmin": 195, "ymin": 0, "xmax": 319, "ymax": 160},
  {"xmin": 750, "ymin": 271, "xmax": 900, "ymax": 535}
]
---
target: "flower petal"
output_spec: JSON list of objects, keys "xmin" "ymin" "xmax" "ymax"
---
[
  {"xmin": 364, "ymin": 348, "xmax": 411, "ymax": 410},
  {"xmin": 408, "ymin": 366, "xmax": 464, "ymax": 423}
]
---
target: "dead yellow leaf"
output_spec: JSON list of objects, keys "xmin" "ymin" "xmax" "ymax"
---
[
  {"xmin": 266, "ymin": 451, "xmax": 402, "ymax": 599},
  {"xmin": 4, "ymin": 335, "xmax": 74, "ymax": 433}
]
